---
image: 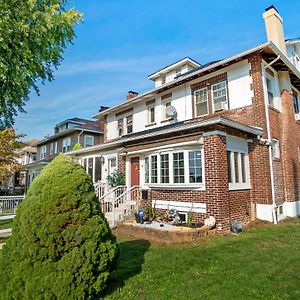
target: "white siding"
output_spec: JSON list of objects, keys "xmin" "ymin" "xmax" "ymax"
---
[{"xmin": 227, "ymin": 61, "xmax": 253, "ymax": 109}]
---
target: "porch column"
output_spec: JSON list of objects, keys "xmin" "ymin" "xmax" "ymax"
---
[{"xmin": 203, "ymin": 132, "xmax": 230, "ymax": 232}]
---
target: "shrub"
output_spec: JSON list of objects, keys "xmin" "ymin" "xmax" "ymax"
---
[
  {"xmin": 0, "ymin": 154, "xmax": 118, "ymax": 299},
  {"xmin": 72, "ymin": 143, "xmax": 82, "ymax": 151},
  {"xmin": 106, "ymin": 170, "xmax": 125, "ymax": 188}
]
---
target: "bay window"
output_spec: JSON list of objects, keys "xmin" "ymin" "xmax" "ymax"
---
[
  {"xmin": 81, "ymin": 156, "xmax": 103, "ymax": 182},
  {"xmin": 142, "ymin": 148, "xmax": 204, "ymax": 187},
  {"xmin": 227, "ymin": 135, "xmax": 250, "ymax": 190}
]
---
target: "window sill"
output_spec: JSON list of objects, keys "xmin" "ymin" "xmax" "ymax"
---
[
  {"xmin": 144, "ymin": 184, "xmax": 205, "ymax": 191},
  {"xmin": 145, "ymin": 122, "xmax": 156, "ymax": 128},
  {"xmin": 160, "ymin": 118, "xmax": 173, "ymax": 124},
  {"xmin": 229, "ymin": 184, "xmax": 251, "ymax": 191}
]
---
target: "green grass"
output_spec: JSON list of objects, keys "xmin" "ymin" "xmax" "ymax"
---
[
  {"xmin": 0, "ymin": 219, "xmax": 13, "ymax": 230},
  {"xmin": 104, "ymin": 218, "xmax": 300, "ymax": 300}
]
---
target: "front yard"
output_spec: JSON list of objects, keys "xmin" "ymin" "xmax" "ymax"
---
[{"xmin": 105, "ymin": 218, "xmax": 300, "ymax": 299}]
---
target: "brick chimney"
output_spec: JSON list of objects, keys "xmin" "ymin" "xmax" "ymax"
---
[
  {"xmin": 127, "ymin": 91, "xmax": 138, "ymax": 100},
  {"xmin": 263, "ymin": 6, "xmax": 287, "ymax": 55}
]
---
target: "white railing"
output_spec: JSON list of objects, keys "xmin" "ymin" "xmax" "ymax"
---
[
  {"xmin": 99, "ymin": 186, "xmax": 127, "ymax": 217},
  {"xmin": 111, "ymin": 185, "xmax": 142, "ymax": 226},
  {"xmin": 94, "ymin": 182, "xmax": 110, "ymax": 199},
  {"xmin": 0, "ymin": 195, "xmax": 25, "ymax": 216}
]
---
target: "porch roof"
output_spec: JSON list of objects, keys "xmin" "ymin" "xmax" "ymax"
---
[{"xmin": 67, "ymin": 116, "xmax": 263, "ymax": 156}]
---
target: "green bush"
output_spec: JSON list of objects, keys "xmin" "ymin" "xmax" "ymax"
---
[
  {"xmin": 106, "ymin": 170, "xmax": 125, "ymax": 188},
  {"xmin": 72, "ymin": 143, "xmax": 82, "ymax": 151},
  {"xmin": 0, "ymin": 154, "xmax": 118, "ymax": 299}
]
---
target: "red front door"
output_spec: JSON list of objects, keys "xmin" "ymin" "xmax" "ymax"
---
[{"xmin": 131, "ymin": 157, "xmax": 140, "ymax": 187}]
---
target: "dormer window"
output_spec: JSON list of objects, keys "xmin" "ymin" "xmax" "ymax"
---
[
  {"xmin": 175, "ymin": 68, "xmax": 181, "ymax": 77},
  {"xmin": 212, "ymin": 81, "xmax": 228, "ymax": 112},
  {"xmin": 161, "ymin": 75, "xmax": 166, "ymax": 85}
]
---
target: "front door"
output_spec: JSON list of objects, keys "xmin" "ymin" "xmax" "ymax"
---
[{"xmin": 131, "ymin": 157, "xmax": 140, "ymax": 187}]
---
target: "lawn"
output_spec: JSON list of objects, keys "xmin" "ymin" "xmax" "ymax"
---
[
  {"xmin": 104, "ymin": 218, "xmax": 300, "ymax": 300},
  {"xmin": 0, "ymin": 219, "xmax": 13, "ymax": 230}
]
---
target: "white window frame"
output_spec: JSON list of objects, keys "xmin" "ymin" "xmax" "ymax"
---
[
  {"xmin": 147, "ymin": 105, "xmax": 156, "ymax": 125},
  {"xmin": 84, "ymin": 135, "xmax": 95, "ymax": 147},
  {"xmin": 40, "ymin": 146, "xmax": 47, "ymax": 160},
  {"xmin": 194, "ymin": 87, "xmax": 209, "ymax": 117},
  {"xmin": 50, "ymin": 143, "xmax": 54, "ymax": 155},
  {"xmin": 80, "ymin": 155, "xmax": 104, "ymax": 183},
  {"xmin": 266, "ymin": 75, "xmax": 275, "ymax": 107},
  {"xmin": 211, "ymin": 81, "xmax": 228, "ymax": 112},
  {"xmin": 62, "ymin": 137, "xmax": 71, "ymax": 153},
  {"xmin": 141, "ymin": 147, "xmax": 205, "ymax": 189},
  {"xmin": 108, "ymin": 157, "xmax": 117, "ymax": 175},
  {"xmin": 227, "ymin": 135, "xmax": 251, "ymax": 190},
  {"xmin": 271, "ymin": 139, "xmax": 280, "ymax": 159},
  {"xmin": 161, "ymin": 97, "xmax": 172, "ymax": 120}
]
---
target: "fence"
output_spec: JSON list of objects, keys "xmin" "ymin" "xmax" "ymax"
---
[{"xmin": 0, "ymin": 196, "xmax": 25, "ymax": 216}]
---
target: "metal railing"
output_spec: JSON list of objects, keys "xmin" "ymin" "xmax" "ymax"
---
[
  {"xmin": 0, "ymin": 195, "xmax": 25, "ymax": 216},
  {"xmin": 94, "ymin": 182, "xmax": 110, "ymax": 199}
]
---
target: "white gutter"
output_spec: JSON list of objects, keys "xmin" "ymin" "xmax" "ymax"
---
[
  {"xmin": 77, "ymin": 130, "xmax": 84, "ymax": 144},
  {"xmin": 263, "ymin": 55, "xmax": 280, "ymax": 224},
  {"xmin": 67, "ymin": 116, "xmax": 263, "ymax": 156},
  {"xmin": 93, "ymin": 42, "xmax": 272, "ymax": 119}
]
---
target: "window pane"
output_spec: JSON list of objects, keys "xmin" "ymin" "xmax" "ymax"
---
[
  {"xmin": 118, "ymin": 119, "xmax": 123, "ymax": 136},
  {"xmin": 227, "ymin": 151, "xmax": 232, "ymax": 183},
  {"xmin": 88, "ymin": 158, "xmax": 93, "ymax": 178},
  {"xmin": 212, "ymin": 81, "xmax": 227, "ymax": 111},
  {"xmin": 95, "ymin": 157, "xmax": 102, "ymax": 182},
  {"xmin": 173, "ymin": 152, "xmax": 185, "ymax": 183},
  {"xmin": 266, "ymin": 78, "xmax": 274, "ymax": 106},
  {"xmin": 151, "ymin": 155, "xmax": 157, "ymax": 183},
  {"xmin": 145, "ymin": 157, "xmax": 149, "ymax": 183},
  {"xmin": 189, "ymin": 151, "xmax": 202, "ymax": 183},
  {"xmin": 160, "ymin": 154, "xmax": 169, "ymax": 183},
  {"xmin": 126, "ymin": 115, "xmax": 133, "ymax": 133},
  {"xmin": 195, "ymin": 88, "xmax": 208, "ymax": 116},
  {"xmin": 241, "ymin": 153, "xmax": 246, "ymax": 183},
  {"xmin": 293, "ymin": 90, "xmax": 299, "ymax": 114},
  {"xmin": 234, "ymin": 152, "xmax": 239, "ymax": 183}
]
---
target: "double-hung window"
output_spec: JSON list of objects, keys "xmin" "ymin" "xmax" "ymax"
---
[
  {"xmin": 108, "ymin": 157, "xmax": 117, "ymax": 175},
  {"xmin": 62, "ymin": 137, "xmax": 71, "ymax": 152},
  {"xmin": 40, "ymin": 146, "xmax": 47, "ymax": 160},
  {"xmin": 292, "ymin": 89, "xmax": 300, "ymax": 116},
  {"xmin": 84, "ymin": 135, "xmax": 94, "ymax": 147},
  {"xmin": 81, "ymin": 156, "xmax": 103, "ymax": 182},
  {"xmin": 143, "ymin": 148, "xmax": 204, "ymax": 187},
  {"xmin": 118, "ymin": 119, "xmax": 124, "ymax": 137},
  {"xmin": 194, "ymin": 87, "xmax": 208, "ymax": 116},
  {"xmin": 266, "ymin": 76, "xmax": 274, "ymax": 107},
  {"xmin": 227, "ymin": 135, "xmax": 250, "ymax": 190},
  {"xmin": 126, "ymin": 115, "xmax": 133, "ymax": 134},
  {"xmin": 147, "ymin": 105, "xmax": 155, "ymax": 124},
  {"xmin": 212, "ymin": 81, "xmax": 228, "ymax": 112},
  {"xmin": 50, "ymin": 143, "xmax": 54, "ymax": 155},
  {"xmin": 162, "ymin": 97, "xmax": 172, "ymax": 120}
]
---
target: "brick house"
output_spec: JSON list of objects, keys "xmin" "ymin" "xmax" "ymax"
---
[
  {"xmin": 70, "ymin": 7, "xmax": 300, "ymax": 231},
  {"xmin": 24, "ymin": 117, "xmax": 104, "ymax": 187}
]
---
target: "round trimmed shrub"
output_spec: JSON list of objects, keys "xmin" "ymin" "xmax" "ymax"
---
[{"xmin": 0, "ymin": 154, "xmax": 118, "ymax": 299}]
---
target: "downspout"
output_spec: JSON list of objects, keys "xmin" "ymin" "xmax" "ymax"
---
[
  {"xmin": 77, "ymin": 130, "xmax": 84, "ymax": 145},
  {"xmin": 263, "ymin": 55, "xmax": 280, "ymax": 224}
]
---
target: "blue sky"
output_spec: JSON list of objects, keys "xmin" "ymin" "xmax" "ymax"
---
[{"xmin": 14, "ymin": 0, "xmax": 300, "ymax": 140}]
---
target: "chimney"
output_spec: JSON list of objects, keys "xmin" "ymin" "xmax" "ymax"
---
[
  {"xmin": 127, "ymin": 91, "xmax": 139, "ymax": 100},
  {"xmin": 263, "ymin": 6, "xmax": 287, "ymax": 55},
  {"xmin": 99, "ymin": 106, "xmax": 110, "ymax": 113}
]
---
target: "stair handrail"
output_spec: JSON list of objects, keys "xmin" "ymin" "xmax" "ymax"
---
[
  {"xmin": 98, "ymin": 185, "xmax": 126, "ymax": 203},
  {"xmin": 115, "ymin": 185, "xmax": 142, "ymax": 208}
]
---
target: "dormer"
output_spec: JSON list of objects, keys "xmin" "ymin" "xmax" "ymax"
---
[
  {"xmin": 286, "ymin": 39, "xmax": 300, "ymax": 72},
  {"xmin": 148, "ymin": 57, "xmax": 200, "ymax": 87}
]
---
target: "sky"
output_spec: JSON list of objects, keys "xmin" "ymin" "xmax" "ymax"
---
[{"xmin": 14, "ymin": 0, "xmax": 300, "ymax": 140}]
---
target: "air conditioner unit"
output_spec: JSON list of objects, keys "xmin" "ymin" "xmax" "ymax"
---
[
  {"xmin": 221, "ymin": 102, "xmax": 228, "ymax": 110},
  {"xmin": 296, "ymin": 113, "xmax": 300, "ymax": 121}
]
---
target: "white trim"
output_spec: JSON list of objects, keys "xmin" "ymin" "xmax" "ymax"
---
[
  {"xmin": 203, "ymin": 130, "xmax": 226, "ymax": 137},
  {"xmin": 152, "ymin": 200, "xmax": 206, "ymax": 213},
  {"xmin": 84, "ymin": 135, "xmax": 95, "ymax": 147}
]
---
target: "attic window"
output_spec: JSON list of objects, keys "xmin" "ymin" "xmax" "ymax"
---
[{"xmin": 161, "ymin": 75, "xmax": 166, "ymax": 85}]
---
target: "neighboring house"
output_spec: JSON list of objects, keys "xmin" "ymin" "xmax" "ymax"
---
[
  {"xmin": 1, "ymin": 139, "xmax": 38, "ymax": 195},
  {"xmin": 69, "ymin": 6, "xmax": 300, "ymax": 232},
  {"xmin": 24, "ymin": 117, "xmax": 104, "ymax": 187}
]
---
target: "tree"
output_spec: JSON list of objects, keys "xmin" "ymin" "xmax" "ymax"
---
[
  {"xmin": 0, "ymin": 128, "xmax": 24, "ymax": 183},
  {"xmin": 0, "ymin": 154, "xmax": 119, "ymax": 299},
  {"xmin": 0, "ymin": 0, "xmax": 82, "ymax": 129}
]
